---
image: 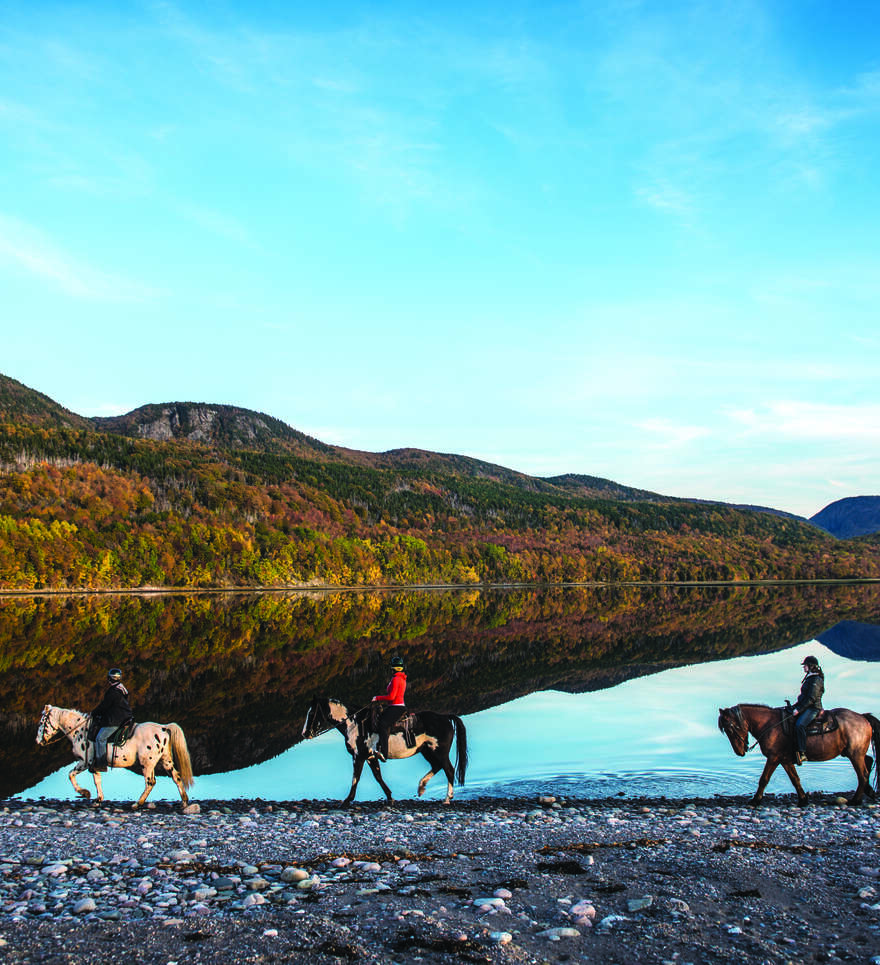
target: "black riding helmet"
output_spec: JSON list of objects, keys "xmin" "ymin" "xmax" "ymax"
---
[
  {"xmin": 802, "ymin": 655, "xmax": 820, "ymax": 670},
  {"xmin": 390, "ymin": 655, "xmax": 404, "ymax": 671},
  {"xmin": 108, "ymin": 668, "xmax": 123, "ymax": 682}
]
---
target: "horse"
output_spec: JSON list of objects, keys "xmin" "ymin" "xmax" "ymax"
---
[
  {"xmin": 718, "ymin": 703, "xmax": 880, "ymax": 806},
  {"xmin": 300, "ymin": 697, "xmax": 468, "ymax": 805},
  {"xmin": 36, "ymin": 704, "xmax": 195, "ymax": 809}
]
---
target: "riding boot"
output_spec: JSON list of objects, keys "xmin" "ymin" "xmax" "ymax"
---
[
  {"xmin": 92, "ymin": 754, "xmax": 107, "ymax": 773},
  {"xmin": 795, "ymin": 730, "xmax": 807, "ymax": 765}
]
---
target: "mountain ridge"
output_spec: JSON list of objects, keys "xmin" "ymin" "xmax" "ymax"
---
[
  {"xmin": 0, "ymin": 372, "xmax": 793, "ymax": 513},
  {"xmin": 2, "ymin": 371, "xmax": 878, "ymax": 591},
  {"xmin": 811, "ymin": 496, "xmax": 880, "ymax": 539}
]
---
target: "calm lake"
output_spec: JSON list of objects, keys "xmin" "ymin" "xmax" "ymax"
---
[{"xmin": 4, "ymin": 583, "xmax": 880, "ymax": 804}]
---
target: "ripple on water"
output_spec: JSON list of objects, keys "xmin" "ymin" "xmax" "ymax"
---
[{"xmin": 460, "ymin": 767, "xmax": 763, "ymax": 800}]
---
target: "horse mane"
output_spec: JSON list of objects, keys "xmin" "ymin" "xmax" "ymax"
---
[
  {"xmin": 738, "ymin": 703, "xmax": 774, "ymax": 710},
  {"xmin": 52, "ymin": 706, "xmax": 89, "ymax": 720}
]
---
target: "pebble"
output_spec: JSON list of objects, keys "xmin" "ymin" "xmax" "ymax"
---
[
  {"xmin": 0, "ymin": 795, "xmax": 875, "ymax": 965},
  {"xmin": 627, "ymin": 896, "xmax": 653, "ymax": 912},
  {"xmin": 538, "ymin": 926, "xmax": 581, "ymax": 939}
]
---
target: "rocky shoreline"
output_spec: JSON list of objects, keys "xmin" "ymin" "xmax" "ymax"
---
[{"xmin": 2, "ymin": 794, "xmax": 880, "ymax": 964}]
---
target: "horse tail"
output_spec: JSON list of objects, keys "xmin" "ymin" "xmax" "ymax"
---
[
  {"xmin": 864, "ymin": 713, "xmax": 880, "ymax": 794},
  {"xmin": 452, "ymin": 716, "xmax": 468, "ymax": 785},
  {"xmin": 166, "ymin": 723, "xmax": 194, "ymax": 790}
]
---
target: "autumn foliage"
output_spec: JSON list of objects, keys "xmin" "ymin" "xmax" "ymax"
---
[{"xmin": 0, "ymin": 415, "xmax": 879, "ymax": 590}]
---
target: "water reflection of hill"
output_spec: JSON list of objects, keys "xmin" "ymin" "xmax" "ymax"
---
[
  {"xmin": 818, "ymin": 620, "xmax": 880, "ymax": 661},
  {"xmin": 2, "ymin": 583, "xmax": 879, "ymax": 797}
]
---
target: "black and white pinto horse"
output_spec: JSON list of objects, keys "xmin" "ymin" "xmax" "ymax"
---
[
  {"xmin": 301, "ymin": 697, "xmax": 468, "ymax": 805},
  {"xmin": 36, "ymin": 704, "xmax": 194, "ymax": 809}
]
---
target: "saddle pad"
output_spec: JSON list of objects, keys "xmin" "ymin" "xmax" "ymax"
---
[
  {"xmin": 111, "ymin": 720, "xmax": 136, "ymax": 745},
  {"xmin": 781, "ymin": 708, "xmax": 837, "ymax": 738},
  {"xmin": 359, "ymin": 711, "xmax": 418, "ymax": 748},
  {"xmin": 805, "ymin": 712, "xmax": 837, "ymax": 736}
]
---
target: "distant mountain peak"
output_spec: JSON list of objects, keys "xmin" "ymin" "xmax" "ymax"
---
[
  {"xmin": 810, "ymin": 496, "xmax": 880, "ymax": 539},
  {"xmin": 0, "ymin": 374, "xmax": 90, "ymax": 430},
  {"xmin": 93, "ymin": 401, "xmax": 333, "ymax": 455}
]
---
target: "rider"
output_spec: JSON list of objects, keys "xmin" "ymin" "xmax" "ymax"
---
[
  {"xmin": 89, "ymin": 668, "xmax": 133, "ymax": 772},
  {"xmin": 371, "ymin": 655, "xmax": 407, "ymax": 762},
  {"xmin": 792, "ymin": 654, "xmax": 824, "ymax": 765}
]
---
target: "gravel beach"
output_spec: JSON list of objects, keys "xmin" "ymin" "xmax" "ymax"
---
[{"xmin": 1, "ymin": 794, "xmax": 880, "ymax": 964}]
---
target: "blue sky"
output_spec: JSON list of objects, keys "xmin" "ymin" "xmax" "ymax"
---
[{"xmin": 1, "ymin": 1, "xmax": 878, "ymax": 518}]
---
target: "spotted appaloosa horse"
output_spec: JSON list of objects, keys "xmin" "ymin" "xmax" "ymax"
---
[
  {"xmin": 301, "ymin": 697, "xmax": 468, "ymax": 805},
  {"xmin": 36, "ymin": 704, "xmax": 194, "ymax": 809},
  {"xmin": 718, "ymin": 703, "xmax": 880, "ymax": 806}
]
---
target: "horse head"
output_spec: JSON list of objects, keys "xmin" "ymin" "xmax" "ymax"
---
[
  {"xmin": 36, "ymin": 704, "xmax": 58, "ymax": 745},
  {"xmin": 302, "ymin": 697, "xmax": 352, "ymax": 740},
  {"xmin": 718, "ymin": 705, "xmax": 749, "ymax": 757}
]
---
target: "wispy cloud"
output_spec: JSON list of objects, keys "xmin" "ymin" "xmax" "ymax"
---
[
  {"xmin": 727, "ymin": 401, "xmax": 880, "ymax": 443},
  {"xmin": 176, "ymin": 203, "xmax": 259, "ymax": 249},
  {"xmin": 635, "ymin": 417, "xmax": 710, "ymax": 449},
  {"xmin": 636, "ymin": 180, "xmax": 695, "ymax": 223},
  {"xmin": 0, "ymin": 213, "xmax": 160, "ymax": 300}
]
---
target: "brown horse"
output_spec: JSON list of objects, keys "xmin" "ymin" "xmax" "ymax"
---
[{"xmin": 718, "ymin": 703, "xmax": 880, "ymax": 806}]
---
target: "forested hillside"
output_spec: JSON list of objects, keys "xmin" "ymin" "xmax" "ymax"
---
[
  {"xmin": 1, "ymin": 373, "xmax": 878, "ymax": 590},
  {"xmin": 811, "ymin": 496, "xmax": 880, "ymax": 539}
]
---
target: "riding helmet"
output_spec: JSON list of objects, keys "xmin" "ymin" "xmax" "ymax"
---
[
  {"xmin": 802, "ymin": 655, "xmax": 819, "ymax": 669},
  {"xmin": 108, "ymin": 668, "xmax": 123, "ymax": 682},
  {"xmin": 391, "ymin": 655, "xmax": 404, "ymax": 671}
]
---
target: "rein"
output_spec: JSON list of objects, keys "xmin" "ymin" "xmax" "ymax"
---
[
  {"xmin": 304, "ymin": 701, "xmax": 346, "ymax": 740},
  {"xmin": 733, "ymin": 705, "xmax": 791, "ymax": 753},
  {"xmin": 40, "ymin": 709, "xmax": 89, "ymax": 747}
]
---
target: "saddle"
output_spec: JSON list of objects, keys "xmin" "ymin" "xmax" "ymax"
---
[
  {"xmin": 781, "ymin": 703, "xmax": 837, "ymax": 739},
  {"xmin": 111, "ymin": 719, "xmax": 136, "ymax": 745},
  {"xmin": 88, "ymin": 718, "xmax": 136, "ymax": 745},
  {"xmin": 362, "ymin": 707, "xmax": 418, "ymax": 749}
]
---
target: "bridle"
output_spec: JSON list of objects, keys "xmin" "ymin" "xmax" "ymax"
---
[
  {"xmin": 302, "ymin": 699, "xmax": 337, "ymax": 740},
  {"xmin": 37, "ymin": 706, "xmax": 88, "ymax": 747},
  {"xmin": 723, "ymin": 705, "xmax": 790, "ymax": 754}
]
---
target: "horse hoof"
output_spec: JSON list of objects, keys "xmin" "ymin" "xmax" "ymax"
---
[
  {"xmin": 131, "ymin": 803, "xmax": 140, "ymax": 811},
  {"xmin": 78, "ymin": 791, "xmax": 91, "ymax": 800}
]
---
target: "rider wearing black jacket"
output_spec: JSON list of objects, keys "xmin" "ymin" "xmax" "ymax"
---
[
  {"xmin": 90, "ymin": 669, "xmax": 133, "ymax": 772},
  {"xmin": 792, "ymin": 655, "xmax": 824, "ymax": 764}
]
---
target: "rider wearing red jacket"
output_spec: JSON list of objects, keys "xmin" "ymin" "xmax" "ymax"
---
[{"xmin": 372, "ymin": 655, "xmax": 407, "ymax": 762}]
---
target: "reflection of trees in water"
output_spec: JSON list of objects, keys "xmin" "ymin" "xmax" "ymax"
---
[{"xmin": 3, "ymin": 583, "xmax": 880, "ymax": 797}]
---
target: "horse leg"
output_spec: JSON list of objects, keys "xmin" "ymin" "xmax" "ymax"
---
[
  {"xmin": 780, "ymin": 762, "xmax": 809, "ymax": 807},
  {"xmin": 366, "ymin": 756, "xmax": 394, "ymax": 803},
  {"xmin": 865, "ymin": 754, "xmax": 875, "ymax": 799},
  {"xmin": 751, "ymin": 757, "xmax": 780, "ymax": 805},
  {"xmin": 420, "ymin": 746, "xmax": 455, "ymax": 803},
  {"xmin": 847, "ymin": 754, "xmax": 870, "ymax": 806},
  {"xmin": 94, "ymin": 769, "xmax": 105, "ymax": 804},
  {"xmin": 439, "ymin": 751, "xmax": 455, "ymax": 804},
  {"xmin": 416, "ymin": 747, "xmax": 439, "ymax": 799},
  {"xmin": 134, "ymin": 760, "xmax": 157, "ymax": 810},
  {"xmin": 341, "ymin": 754, "xmax": 368, "ymax": 806},
  {"xmin": 69, "ymin": 761, "xmax": 92, "ymax": 800},
  {"xmin": 159, "ymin": 748, "xmax": 189, "ymax": 808}
]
